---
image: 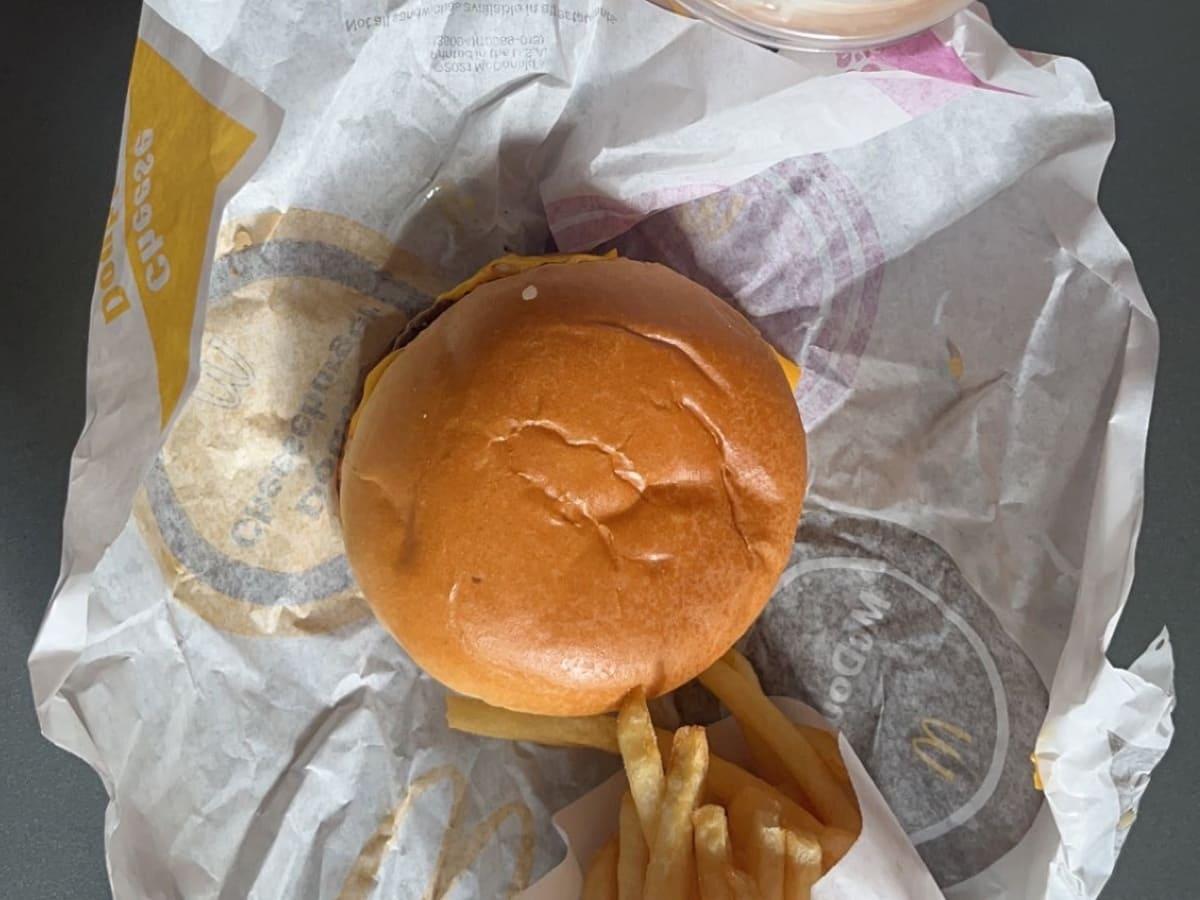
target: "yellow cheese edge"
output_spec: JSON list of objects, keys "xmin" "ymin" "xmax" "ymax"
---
[{"xmin": 346, "ymin": 252, "xmax": 800, "ymax": 443}]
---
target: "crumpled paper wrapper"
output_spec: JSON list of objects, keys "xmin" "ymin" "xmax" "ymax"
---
[{"xmin": 29, "ymin": 2, "xmax": 1175, "ymax": 898}]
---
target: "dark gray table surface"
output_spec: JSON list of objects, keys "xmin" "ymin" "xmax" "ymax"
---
[{"xmin": 2, "ymin": 1, "xmax": 1196, "ymax": 897}]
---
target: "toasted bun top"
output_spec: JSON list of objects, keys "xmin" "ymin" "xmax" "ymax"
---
[{"xmin": 340, "ymin": 257, "xmax": 806, "ymax": 715}]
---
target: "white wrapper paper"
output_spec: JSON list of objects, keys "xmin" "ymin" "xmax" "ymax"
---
[{"xmin": 29, "ymin": 2, "xmax": 1175, "ymax": 898}]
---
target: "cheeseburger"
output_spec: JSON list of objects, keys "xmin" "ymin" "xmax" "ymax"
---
[{"xmin": 339, "ymin": 253, "xmax": 806, "ymax": 716}]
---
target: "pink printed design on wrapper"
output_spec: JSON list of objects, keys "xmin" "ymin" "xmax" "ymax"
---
[
  {"xmin": 838, "ymin": 30, "xmax": 1000, "ymax": 117},
  {"xmin": 595, "ymin": 155, "xmax": 884, "ymax": 429},
  {"xmin": 546, "ymin": 183, "xmax": 726, "ymax": 252},
  {"xmin": 872, "ymin": 30, "xmax": 987, "ymax": 87},
  {"xmin": 835, "ymin": 49, "xmax": 878, "ymax": 71},
  {"xmin": 837, "ymin": 30, "xmax": 983, "ymax": 86},
  {"xmin": 871, "ymin": 76, "xmax": 975, "ymax": 117},
  {"xmin": 548, "ymin": 36, "xmax": 995, "ymax": 250}
]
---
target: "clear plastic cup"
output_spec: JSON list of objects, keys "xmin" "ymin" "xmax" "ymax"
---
[{"xmin": 671, "ymin": 0, "xmax": 972, "ymax": 51}]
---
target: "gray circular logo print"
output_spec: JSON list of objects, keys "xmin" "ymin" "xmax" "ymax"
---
[
  {"xmin": 744, "ymin": 507, "xmax": 1048, "ymax": 887},
  {"xmin": 136, "ymin": 222, "xmax": 431, "ymax": 636}
]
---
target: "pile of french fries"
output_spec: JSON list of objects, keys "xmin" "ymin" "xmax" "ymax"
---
[{"xmin": 446, "ymin": 649, "xmax": 861, "ymax": 900}]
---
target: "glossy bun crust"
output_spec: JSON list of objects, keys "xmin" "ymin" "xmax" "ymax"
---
[{"xmin": 340, "ymin": 258, "xmax": 806, "ymax": 715}]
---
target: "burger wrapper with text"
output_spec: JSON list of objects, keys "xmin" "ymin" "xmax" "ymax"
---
[{"xmin": 29, "ymin": 3, "xmax": 1173, "ymax": 899}]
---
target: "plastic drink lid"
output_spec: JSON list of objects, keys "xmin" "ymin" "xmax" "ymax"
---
[{"xmin": 673, "ymin": 0, "xmax": 972, "ymax": 50}]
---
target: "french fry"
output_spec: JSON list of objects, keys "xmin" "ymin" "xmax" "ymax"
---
[
  {"xmin": 772, "ymin": 779, "xmax": 813, "ymax": 813},
  {"xmin": 753, "ymin": 826, "xmax": 787, "ymax": 900},
  {"xmin": 446, "ymin": 698, "xmax": 820, "ymax": 833},
  {"xmin": 725, "ymin": 783, "xmax": 848, "ymax": 874},
  {"xmin": 802, "ymin": 728, "xmax": 851, "ymax": 788},
  {"xmin": 446, "ymin": 695, "xmax": 618, "ymax": 751},
  {"xmin": 783, "ymin": 831, "xmax": 822, "ymax": 900},
  {"xmin": 446, "ymin": 698, "xmax": 824, "ymax": 841},
  {"xmin": 645, "ymin": 727, "xmax": 709, "ymax": 900},
  {"xmin": 618, "ymin": 688, "xmax": 667, "ymax": 842},
  {"xmin": 693, "ymin": 805, "xmax": 736, "ymax": 900},
  {"xmin": 728, "ymin": 792, "xmax": 785, "ymax": 900},
  {"xmin": 728, "ymin": 868, "xmax": 762, "ymax": 900},
  {"xmin": 723, "ymin": 650, "xmax": 850, "ymax": 787},
  {"xmin": 698, "ymin": 660, "xmax": 860, "ymax": 832},
  {"xmin": 583, "ymin": 837, "xmax": 620, "ymax": 900},
  {"xmin": 705, "ymin": 756, "xmax": 817, "ymax": 832},
  {"xmin": 618, "ymin": 791, "xmax": 648, "ymax": 900},
  {"xmin": 727, "ymin": 788, "xmax": 781, "ymax": 875},
  {"xmin": 445, "ymin": 696, "xmax": 856, "ymax": 870},
  {"xmin": 722, "ymin": 651, "xmax": 790, "ymax": 786},
  {"xmin": 709, "ymin": 774, "xmax": 847, "ymax": 869},
  {"xmin": 702, "ymin": 742, "xmax": 850, "ymax": 869}
]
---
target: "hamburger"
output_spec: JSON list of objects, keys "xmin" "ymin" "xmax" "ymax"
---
[{"xmin": 339, "ymin": 253, "xmax": 806, "ymax": 716}]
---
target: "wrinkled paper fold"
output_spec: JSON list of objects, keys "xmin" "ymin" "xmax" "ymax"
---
[{"xmin": 30, "ymin": 2, "xmax": 1173, "ymax": 898}]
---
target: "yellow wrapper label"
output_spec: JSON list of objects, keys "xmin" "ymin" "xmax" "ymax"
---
[
  {"xmin": 96, "ymin": 8, "xmax": 279, "ymax": 430},
  {"xmin": 120, "ymin": 39, "xmax": 257, "ymax": 426}
]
